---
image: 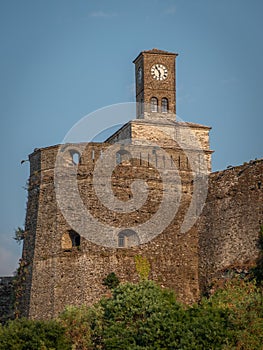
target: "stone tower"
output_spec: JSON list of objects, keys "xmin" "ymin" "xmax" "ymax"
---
[
  {"xmin": 133, "ymin": 48, "xmax": 177, "ymax": 119},
  {"xmin": 17, "ymin": 49, "xmax": 261, "ymax": 320}
]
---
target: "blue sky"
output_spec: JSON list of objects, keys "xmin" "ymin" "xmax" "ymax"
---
[{"xmin": 0, "ymin": 0, "xmax": 262, "ymax": 275}]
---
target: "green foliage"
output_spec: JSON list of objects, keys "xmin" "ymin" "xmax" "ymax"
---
[
  {"xmin": 98, "ymin": 280, "xmax": 183, "ymax": 349},
  {"xmin": 13, "ymin": 227, "xmax": 25, "ymax": 244},
  {"xmin": 58, "ymin": 304, "xmax": 103, "ymax": 350},
  {"xmin": 205, "ymin": 278, "xmax": 263, "ymax": 350},
  {"xmin": 2, "ymin": 277, "xmax": 262, "ymax": 349},
  {"xmin": 134, "ymin": 255, "xmax": 150, "ymax": 281},
  {"xmin": 102, "ymin": 272, "xmax": 120, "ymax": 290},
  {"xmin": 251, "ymin": 225, "xmax": 263, "ymax": 285},
  {"xmin": 0, "ymin": 318, "xmax": 70, "ymax": 350},
  {"xmin": 95, "ymin": 280, "xmax": 230, "ymax": 349}
]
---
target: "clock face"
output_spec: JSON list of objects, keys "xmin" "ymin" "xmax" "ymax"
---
[
  {"xmin": 151, "ymin": 64, "xmax": 168, "ymax": 81},
  {"xmin": 137, "ymin": 67, "xmax": 142, "ymax": 84}
]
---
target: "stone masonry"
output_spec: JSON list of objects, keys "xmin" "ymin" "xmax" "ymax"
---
[
  {"xmin": 5, "ymin": 48, "xmax": 261, "ymax": 320},
  {"xmin": 0, "ymin": 277, "xmax": 14, "ymax": 323}
]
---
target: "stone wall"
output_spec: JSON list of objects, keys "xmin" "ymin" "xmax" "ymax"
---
[
  {"xmin": 17, "ymin": 139, "xmax": 262, "ymax": 320},
  {"xmin": 199, "ymin": 159, "xmax": 263, "ymax": 292},
  {"xmin": 106, "ymin": 119, "xmax": 212, "ymax": 172},
  {"xmin": 0, "ymin": 277, "xmax": 14, "ymax": 323},
  {"xmin": 18, "ymin": 142, "xmax": 200, "ymax": 319}
]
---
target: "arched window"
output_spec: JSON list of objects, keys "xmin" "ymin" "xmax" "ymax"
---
[
  {"xmin": 61, "ymin": 230, "xmax": 80, "ymax": 250},
  {"xmin": 116, "ymin": 149, "xmax": 131, "ymax": 165},
  {"xmin": 69, "ymin": 150, "xmax": 81, "ymax": 165},
  {"xmin": 150, "ymin": 97, "xmax": 158, "ymax": 112},
  {"xmin": 118, "ymin": 233, "xmax": 125, "ymax": 247},
  {"xmin": 161, "ymin": 98, "xmax": 168, "ymax": 113},
  {"xmin": 118, "ymin": 229, "xmax": 140, "ymax": 248}
]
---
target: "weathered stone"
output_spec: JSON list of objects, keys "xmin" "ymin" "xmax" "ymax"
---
[
  {"xmin": 0, "ymin": 277, "xmax": 14, "ymax": 323},
  {"xmin": 2, "ymin": 49, "xmax": 260, "ymax": 321}
]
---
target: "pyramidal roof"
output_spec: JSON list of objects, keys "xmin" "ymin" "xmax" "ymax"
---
[
  {"xmin": 143, "ymin": 48, "xmax": 177, "ymax": 55},
  {"xmin": 133, "ymin": 48, "xmax": 178, "ymax": 63}
]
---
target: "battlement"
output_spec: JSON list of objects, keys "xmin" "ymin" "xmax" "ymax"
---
[{"xmin": 28, "ymin": 140, "xmax": 210, "ymax": 188}]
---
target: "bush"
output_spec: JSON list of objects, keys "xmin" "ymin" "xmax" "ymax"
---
[
  {"xmin": 0, "ymin": 318, "xmax": 70, "ymax": 350},
  {"xmin": 204, "ymin": 278, "xmax": 263, "ymax": 350},
  {"xmin": 3, "ymin": 278, "xmax": 262, "ymax": 349},
  {"xmin": 58, "ymin": 304, "xmax": 103, "ymax": 350},
  {"xmin": 102, "ymin": 272, "xmax": 120, "ymax": 290},
  {"xmin": 95, "ymin": 280, "xmax": 230, "ymax": 349}
]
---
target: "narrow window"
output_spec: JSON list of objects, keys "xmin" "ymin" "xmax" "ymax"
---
[
  {"xmin": 116, "ymin": 152, "xmax": 121, "ymax": 164},
  {"xmin": 161, "ymin": 98, "xmax": 168, "ymax": 113},
  {"xmin": 118, "ymin": 233, "xmax": 125, "ymax": 247},
  {"xmin": 70, "ymin": 150, "xmax": 80, "ymax": 165},
  {"xmin": 150, "ymin": 97, "xmax": 158, "ymax": 112},
  {"xmin": 118, "ymin": 230, "xmax": 139, "ymax": 248},
  {"xmin": 72, "ymin": 152, "xmax": 80, "ymax": 165},
  {"xmin": 116, "ymin": 149, "xmax": 131, "ymax": 165}
]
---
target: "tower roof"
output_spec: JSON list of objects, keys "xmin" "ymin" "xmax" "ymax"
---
[{"xmin": 133, "ymin": 48, "xmax": 178, "ymax": 63}]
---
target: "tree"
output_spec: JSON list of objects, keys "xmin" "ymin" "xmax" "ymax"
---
[
  {"xmin": 0, "ymin": 318, "xmax": 70, "ymax": 350},
  {"xmin": 58, "ymin": 304, "xmax": 103, "ymax": 350},
  {"xmin": 95, "ymin": 280, "xmax": 229, "ymax": 349},
  {"xmin": 204, "ymin": 277, "xmax": 263, "ymax": 349}
]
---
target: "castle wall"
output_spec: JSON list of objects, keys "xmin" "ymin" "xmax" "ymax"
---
[
  {"xmin": 0, "ymin": 277, "xmax": 14, "ymax": 323},
  {"xmin": 18, "ymin": 139, "xmax": 262, "ymax": 320},
  {"xmin": 13, "ymin": 46, "xmax": 261, "ymax": 321},
  {"xmin": 107, "ymin": 120, "xmax": 212, "ymax": 172},
  {"xmin": 19, "ymin": 142, "xmax": 200, "ymax": 319},
  {"xmin": 199, "ymin": 160, "xmax": 263, "ymax": 291}
]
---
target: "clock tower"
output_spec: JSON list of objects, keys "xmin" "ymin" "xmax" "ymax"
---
[{"xmin": 133, "ymin": 48, "xmax": 178, "ymax": 120}]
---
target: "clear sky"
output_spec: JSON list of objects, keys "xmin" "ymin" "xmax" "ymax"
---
[{"xmin": 0, "ymin": 0, "xmax": 262, "ymax": 275}]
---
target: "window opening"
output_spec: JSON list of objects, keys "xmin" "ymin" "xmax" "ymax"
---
[
  {"xmin": 150, "ymin": 97, "xmax": 158, "ymax": 112},
  {"xmin": 161, "ymin": 98, "xmax": 168, "ymax": 113},
  {"xmin": 118, "ymin": 230, "xmax": 139, "ymax": 248},
  {"xmin": 116, "ymin": 149, "xmax": 131, "ymax": 165}
]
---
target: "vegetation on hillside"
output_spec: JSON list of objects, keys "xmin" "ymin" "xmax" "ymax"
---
[
  {"xmin": 1, "ymin": 276, "xmax": 262, "ymax": 349},
  {"xmin": 1, "ymin": 228, "xmax": 262, "ymax": 349}
]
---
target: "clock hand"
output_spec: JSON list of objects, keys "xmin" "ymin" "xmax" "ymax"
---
[{"xmin": 156, "ymin": 67, "xmax": 161, "ymax": 77}]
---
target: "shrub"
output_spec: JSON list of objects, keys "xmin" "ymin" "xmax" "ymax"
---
[
  {"xmin": 134, "ymin": 255, "xmax": 151, "ymax": 281},
  {"xmin": 0, "ymin": 318, "xmax": 70, "ymax": 350},
  {"xmin": 102, "ymin": 272, "xmax": 120, "ymax": 290},
  {"xmin": 58, "ymin": 304, "xmax": 103, "ymax": 350},
  {"xmin": 204, "ymin": 278, "xmax": 263, "ymax": 349}
]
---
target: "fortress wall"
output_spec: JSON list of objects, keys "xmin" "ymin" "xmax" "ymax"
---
[
  {"xmin": 0, "ymin": 277, "xmax": 14, "ymax": 323},
  {"xmin": 18, "ymin": 141, "xmax": 262, "ymax": 319},
  {"xmin": 20, "ymin": 143, "xmax": 200, "ymax": 319},
  {"xmin": 199, "ymin": 159, "xmax": 263, "ymax": 291}
]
